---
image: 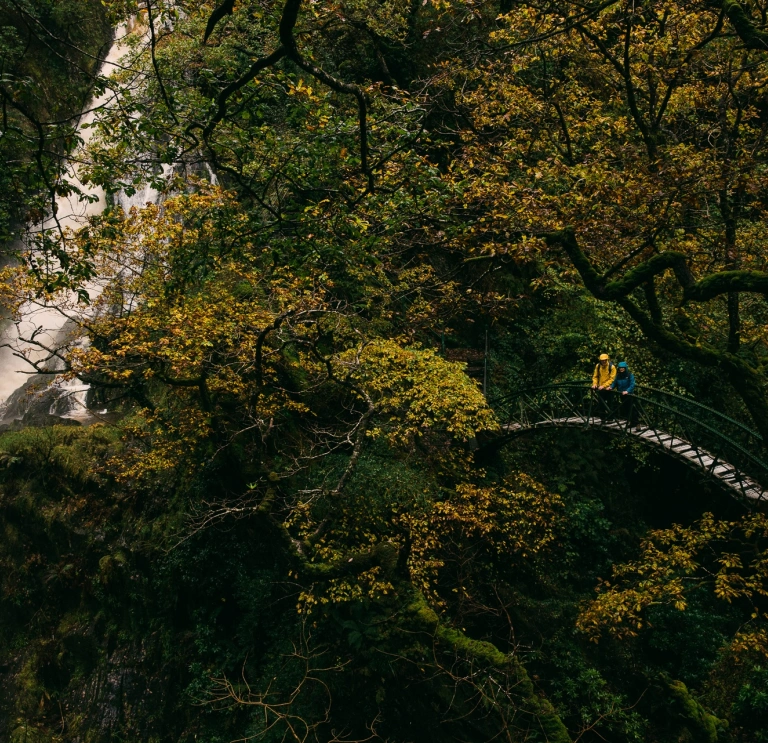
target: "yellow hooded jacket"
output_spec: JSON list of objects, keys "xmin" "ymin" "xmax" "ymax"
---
[{"xmin": 592, "ymin": 361, "xmax": 616, "ymax": 389}]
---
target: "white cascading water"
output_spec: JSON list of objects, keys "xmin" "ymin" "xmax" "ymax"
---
[{"xmin": 0, "ymin": 19, "xmax": 164, "ymax": 422}]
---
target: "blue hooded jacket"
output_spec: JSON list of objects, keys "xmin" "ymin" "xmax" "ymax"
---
[{"xmin": 611, "ymin": 362, "xmax": 635, "ymax": 393}]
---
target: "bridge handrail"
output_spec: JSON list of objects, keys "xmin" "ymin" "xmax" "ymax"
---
[
  {"xmin": 489, "ymin": 381, "xmax": 768, "ymax": 502},
  {"xmin": 633, "ymin": 385, "xmax": 761, "ymax": 442},
  {"xmin": 493, "ymin": 380, "xmax": 763, "ymax": 444},
  {"xmin": 492, "ymin": 381, "xmax": 768, "ymax": 477}
]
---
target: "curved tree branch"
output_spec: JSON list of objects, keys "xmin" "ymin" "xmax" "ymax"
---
[
  {"xmin": 198, "ymin": 0, "xmax": 373, "ymax": 188},
  {"xmin": 204, "ymin": 0, "xmax": 236, "ymax": 43},
  {"xmin": 722, "ymin": 0, "xmax": 768, "ymax": 50},
  {"xmin": 545, "ymin": 228, "xmax": 768, "ymax": 443},
  {"xmin": 201, "ymin": 46, "xmax": 288, "ymax": 137},
  {"xmin": 278, "ymin": 0, "xmax": 372, "ymax": 190},
  {"xmin": 682, "ymin": 270, "xmax": 768, "ymax": 303},
  {"xmin": 407, "ymin": 592, "xmax": 572, "ymax": 743},
  {"xmin": 146, "ymin": 0, "xmax": 180, "ymax": 125},
  {"xmin": 549, "ymin": 230, "xmax": 768, "ymax": 304}
]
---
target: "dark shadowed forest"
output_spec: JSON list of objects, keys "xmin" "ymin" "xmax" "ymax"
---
[{"xmin": 2, "ymin": 0, "xmax": 768, "ymax": 740}]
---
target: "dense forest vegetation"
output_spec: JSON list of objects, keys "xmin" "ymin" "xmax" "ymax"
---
[
  {"xmin": 0, "ymin": 0, "xmax": 111, "ymax": 247},
  {"xmin": 2, "ymin": 0, "xmax": 768, "ymax": 740}
]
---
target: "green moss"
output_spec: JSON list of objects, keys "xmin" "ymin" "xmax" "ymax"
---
[
  {"xmin": 14, "ymin": 652, "xmax": 44, "ymax": 715},
  {"xmin": 0, "ymin": 425, "xmax": 120, "ymax": 486},
  {"xmin": 684, "ymin": 270, "xmax": 768, "ymax": 303},
  {"xmin": 723, "ymin": 0, "xmax": 768, "ymax": 50},
  {"xmin": 9, "ymin": 722, "xmax": 55, "ymax": 743},
  {"xmin": 302, "ymin": 541, "xmax": 399, "ymax": 579},
  {"xmin": 408, "ymin": 592, "xmax": 572, "ymax": 742},
  {"xmin": 667, "ymin": 677, "xmax": 727, "ymax": 743}
]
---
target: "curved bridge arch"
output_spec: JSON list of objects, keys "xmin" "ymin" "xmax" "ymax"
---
[{"xmin": 489, "ymin": 383, "xmax": 768, "ymax": 505}]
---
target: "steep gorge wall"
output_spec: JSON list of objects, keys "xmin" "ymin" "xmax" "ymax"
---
[{"xmin": 0, "ymin": 0, "xmax": 113, "ymax": 246}]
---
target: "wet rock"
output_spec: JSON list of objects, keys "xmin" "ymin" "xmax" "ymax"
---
[{"xmin": 0, "ymin": 373, "xmax": 89, "ymax": 428}]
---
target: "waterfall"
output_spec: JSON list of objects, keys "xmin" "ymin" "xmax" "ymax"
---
[{"xmin": 0, "ymin": 20, "xmax": 161, "ymax": 423}]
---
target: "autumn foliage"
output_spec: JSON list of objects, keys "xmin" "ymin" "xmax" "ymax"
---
[{"xmin": 4, "ymin": 0, "xmax": 768, "ymax": 740}]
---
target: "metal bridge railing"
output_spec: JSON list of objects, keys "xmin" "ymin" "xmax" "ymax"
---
[{"xmin": 491, "ymin": 382, "xmax": 768, "ymax": 505}]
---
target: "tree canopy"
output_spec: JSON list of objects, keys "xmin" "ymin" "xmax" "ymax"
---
[{"xmin": 3, "ymin": 0, "xmax": 768, "ymax": 740}]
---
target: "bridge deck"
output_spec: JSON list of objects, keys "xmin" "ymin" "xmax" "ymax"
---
[{"xmin": 502, "ymin": 417, "xmax": 765, "ymax": 502}]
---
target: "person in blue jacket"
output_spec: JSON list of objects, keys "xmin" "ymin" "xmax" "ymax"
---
[{"xmin": 611, "ymin": 361, "xmax": 637, "ymax": 426}]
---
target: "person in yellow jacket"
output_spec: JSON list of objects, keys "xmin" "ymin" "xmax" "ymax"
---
[
  {"xmin": 591, "ymin": 353, "xmax": 616, "ymax": 390},
  {"xmin": 592, "ymin": 353, "xmax": 617, "ymax": 419}
]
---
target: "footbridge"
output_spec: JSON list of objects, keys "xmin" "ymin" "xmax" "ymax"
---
[{"xmin": 488, "ymin": 382, "xmax": 768, "ymax": 505}]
